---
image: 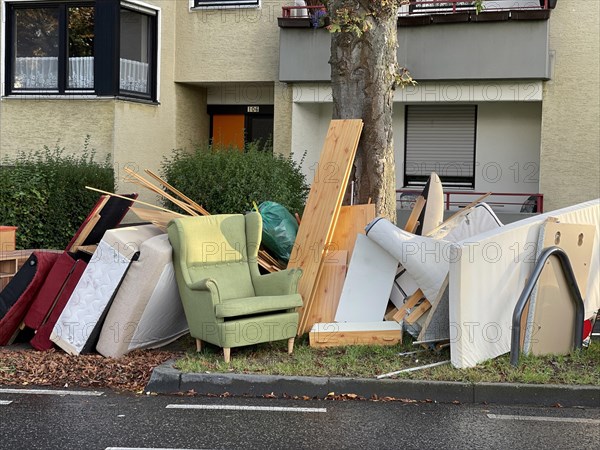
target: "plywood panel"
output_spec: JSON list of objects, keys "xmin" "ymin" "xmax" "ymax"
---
[
  {"xmin": 287, "ymin": 119, "xmax": 363, "ymax": 335},
  {"xmin": 525, "ymin": 221, "xmax": 596, "ymax": 355}
]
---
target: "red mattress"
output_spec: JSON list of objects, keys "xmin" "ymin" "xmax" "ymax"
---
[
  {"xmin": 24, "ymin": 252, "xmax": 78, "ymax": 330},
  {"xmin": 30, "ymin": 259, "xmax": 87, "ymax": 351},
  {"xmin": 0, "ymin": 251, "xmax": 59, "ymax": 345}
]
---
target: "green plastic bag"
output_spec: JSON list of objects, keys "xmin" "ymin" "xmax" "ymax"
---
[{"xmin": 258, "ymin": 201, "xmax": 298, "ymax": 263}]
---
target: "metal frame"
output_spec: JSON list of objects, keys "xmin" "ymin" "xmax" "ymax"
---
[{"xmin": 510, "ymin": 246, "xmax": 585, "ymax": 366}]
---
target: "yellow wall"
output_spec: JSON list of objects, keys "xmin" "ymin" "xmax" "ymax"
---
[
  {"xmin": 540, "ymin": 1, "xmax": 600, "ymax": 210},
  {"xmin": 174, "ymin": 0, "xmax": 284, "ymax": 83},
  {"xmin": 274, "ymin": 81, "xmax": 293, "ymax": 157},
  {"xmin": 0, "ymin": 100, "xmax": 115, "ymax": 161}
]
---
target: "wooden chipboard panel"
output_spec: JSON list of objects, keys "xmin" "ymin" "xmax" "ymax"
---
[
  {"xmin": 309, "ymin": 321, "xmax": 402, "ymax": 348},
  {"xmin": 287, "ymin": 119, "xmax": 363, "ymax": 335},
  {"xmin": 524, "ymin": 221, "xmax": 596, "ymax": 356}
]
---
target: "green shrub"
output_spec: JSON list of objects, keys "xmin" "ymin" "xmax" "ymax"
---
[
  {"xmin": 161, "ymin": 141, "xmax": 309, "ymax": 215},
  {"xmin": 0, "ymin": 138, "xmax": 114, "ymax": 249}
]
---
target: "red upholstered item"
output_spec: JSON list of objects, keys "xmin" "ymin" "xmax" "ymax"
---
[
  {"xmin": 30, "ymin": 259, "xmax": 87, "ymax": 351},
  {"xmin": 24, "ymin": 252, "xmax": 77, "ymax": 330},
  {"xmin": 0, "ymin": 251, "xmax": 59, "ymax": 345}
]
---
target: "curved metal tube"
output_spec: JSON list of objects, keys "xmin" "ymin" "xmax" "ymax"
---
[{"xmin": 510, "ymin": 246, "xmax": 585, "ymax": 366}]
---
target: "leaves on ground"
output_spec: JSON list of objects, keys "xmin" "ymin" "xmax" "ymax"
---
[{"xmin": 0, "ymin": 347, "xmax": 183, "ymax": 392}]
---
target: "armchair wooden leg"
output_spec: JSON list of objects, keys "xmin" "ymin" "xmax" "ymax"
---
[
  {"xmin": 288, "ymin": 337, "xmax": 295, "ymax": 355},
  {"xmin": 196, "ymin": 339, "xmax": 202, "ymax": 352},
  {"xmin": 223, "ymin": 347, "xmax": 231, "ymax": 363}
]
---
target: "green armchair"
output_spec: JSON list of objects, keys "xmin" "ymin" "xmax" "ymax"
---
[{"xmin": 167, "ymin": 212, "xmax": 303, "ymax": 362}]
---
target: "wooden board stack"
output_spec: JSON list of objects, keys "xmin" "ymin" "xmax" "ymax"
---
[{"xmin": 286, "ymin": 119, "xmax": 364, "ymax": 335}]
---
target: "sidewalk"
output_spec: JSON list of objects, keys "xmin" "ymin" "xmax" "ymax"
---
[{"xmin": 146, "ymin": 360, "xmax": 600, "ymax": 408}]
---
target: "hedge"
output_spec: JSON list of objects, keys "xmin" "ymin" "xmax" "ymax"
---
[
  {"xmin": 0, "ymin": 140, "xmax": 114, "ymax": 249},
  {"xmin": 161, "ymin": 141, "xmax": 309, "ymax": 215}
]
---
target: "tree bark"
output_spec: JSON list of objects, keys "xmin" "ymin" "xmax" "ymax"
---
[{"xmin": 329, "ymin": 1, "xmax": 398, "ymax": 222}]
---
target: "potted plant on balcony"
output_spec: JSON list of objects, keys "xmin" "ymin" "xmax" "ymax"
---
[{"xmin": 305, "ymin": 1, "xmax": 329, "ymax": 28}]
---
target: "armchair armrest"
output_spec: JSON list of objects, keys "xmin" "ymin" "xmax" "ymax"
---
[
  {"xmin": 189, "ymin": 277, "xmax": 222, "ymax": 304},
  {"xmin": 253, "ymin": 268, "xmax": 303, "ymax": 296}
]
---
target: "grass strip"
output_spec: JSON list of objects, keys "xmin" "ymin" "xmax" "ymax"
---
[{"xmin": 174, "ymin": 336, "xmax": 600, "ymax": 386}]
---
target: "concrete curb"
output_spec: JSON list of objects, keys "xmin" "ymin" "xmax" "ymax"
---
[{"xmin": 146, "ymin": 360, "xmax": 600, "ymax": 408}]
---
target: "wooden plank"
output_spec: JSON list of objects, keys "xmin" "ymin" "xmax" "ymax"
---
[
  {"xmin": 417, "ymin": 276, "xmax": 450, "ymax": 342},
  {"xmin": 144, "ymin": 168, "xmax": 210, "ymax": 216},
  {"xmin": 404, "ymin": 299, "xmax": 432, "ymax": 324},
  {"xmin": 129, "ymin": 207, "xmax": 181, "ymax": 231},
  {"xmin": 305, "ymin": 250, "xmax": 347, "ymax": 325},
  {"xmin": 403, "ymin": 196, "xmax": 426, "ymax": 233},
  {"xmin": 384, "ymin": 307, "xmax": 399, "ymax": 322},
  {"xmin": 425, "ymin": 192, "xmax": 491, "ymax": 237},
  {"xmin": 309, "ymin": 322, "xmax": 402, "ymax": 348},
  {"xmin": 391, "ymin": 289, "xmax": 424, "ymax": 322},
  {"xmin": 303, "ymin": 204, "xmax": 375, "ymax": 331},
  {"xmin": 287, "ymin": 119, "xmax": 363, "ymax": 335},
  {"xmin": 67, "ymin": 195, "xmax": 109, "ymax": 252}
]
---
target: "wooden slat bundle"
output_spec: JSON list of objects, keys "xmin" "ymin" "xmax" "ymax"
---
[{"xmin": 287, "ymin": 119, "xmax": 363, "ymax": 335}]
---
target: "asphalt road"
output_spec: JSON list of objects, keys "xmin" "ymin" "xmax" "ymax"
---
[{"xmin": 1, "ymin": 387, "xmax": 599, "ymax": 450}]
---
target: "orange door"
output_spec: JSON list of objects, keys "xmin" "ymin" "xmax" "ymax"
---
[{"xmin": 212, "ymin": 114, "xmax": 245, "ymax": 150}]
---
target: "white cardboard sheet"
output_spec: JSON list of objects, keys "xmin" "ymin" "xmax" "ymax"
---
[
  {"xmin": 334, "ymin": 234, "xmax": 397, "ymax": 323},
  {"xmin": 449, "ymin": 199, "xmax": 600, "ymax": 368}
]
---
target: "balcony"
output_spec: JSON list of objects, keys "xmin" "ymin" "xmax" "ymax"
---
[{"xmin": 278, "ymin": 1, "xmax": 553, "ymax": 82}]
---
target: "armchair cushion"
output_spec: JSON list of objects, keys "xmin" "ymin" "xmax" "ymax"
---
[{"xmin": 215, "ymin": 294, "xmax": 302, "ymax": 319}]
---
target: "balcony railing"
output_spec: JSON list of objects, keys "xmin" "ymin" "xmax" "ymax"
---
[
  {"xmin": 13, "ymin": 56, "xmax": 148, "ymax": 93},
  {"xmin": 280, "ymin": 0, "xmax": 553, "ymax": 24},
  {"xmin": 396, "ymin": 189, "xmax": 544, "ymax": 213}
]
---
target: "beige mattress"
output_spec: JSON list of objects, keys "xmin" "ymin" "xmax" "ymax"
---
[
  {"xmin": 50, "ymin": 224, "xmax": 164, "ymax": 355},
  {"xmin": 96, "ymin": 233, "xmax": 188, "ymax": 358}
]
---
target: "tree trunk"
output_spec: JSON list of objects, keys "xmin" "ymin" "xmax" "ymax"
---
[{"xmin": 329, "ymin": 1, "xmax": 398, "ymax": 222}]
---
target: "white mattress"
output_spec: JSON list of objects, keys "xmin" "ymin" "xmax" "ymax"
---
[
  {"xmin": 450, "ymin": 199, "xmax": 600, "ymax": 368},
  {"xmin": 96, "ymin": 234, "xmax": 188, "ymax": 358},
  {"xmin": 50, "ymin": 225, "xmax": 163, "ymax": 355}
]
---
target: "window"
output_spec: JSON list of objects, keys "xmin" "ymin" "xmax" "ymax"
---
[
  {"xmin": 5, "ymin": 0, "xmax": 158, "ymax": 101},
  {"xmin": 404, "ymin": 105, "xmax": 477, "ymax": 188},
  {"xmin": 192, "ymin": 0, "xmax": 259, "ymax": 9}
]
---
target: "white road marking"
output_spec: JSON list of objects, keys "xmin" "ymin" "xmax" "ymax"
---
[
  {"xmin": 0, "ymin": 400, "xmax": 13, "ymax": 405},
  {"xmin": 106, "ymin": 448, "xmax": 199, "ymax": 450},
  {"xmin": 0, "ymin": 388, "xmax": 103, "ymax": 396},
  {"xmin": 487, "ymin": 413, "xmax": 600, "ymax": 425},
  {"xmin": 166, "ymin": 404, "xmax": 327, "ymax": 413}
]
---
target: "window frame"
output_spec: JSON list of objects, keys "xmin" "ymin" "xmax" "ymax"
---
[
  {"xmin": 2, "ymin": 0, "xmax": 160, "ymax": 102},
  {"xmin": 189, "ymin": 0, "xmax": 260, "ymax": 10}
]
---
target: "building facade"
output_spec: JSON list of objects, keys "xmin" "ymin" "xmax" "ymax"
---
[{"xmin": 0, "ymin": 0, "xmax": 597, "ymax": 210}]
